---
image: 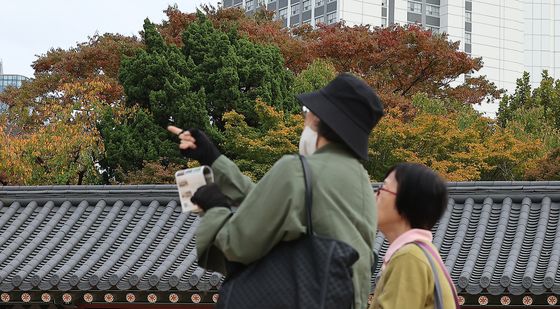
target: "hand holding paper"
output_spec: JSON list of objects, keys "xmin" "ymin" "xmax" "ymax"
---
[
  {"xmin": 191, "ymin": 183, "xmax": 232, "ymax": 212},
  {"xmin": 175, "ymin": 166, "xmax": 215, "ymax": 213}
]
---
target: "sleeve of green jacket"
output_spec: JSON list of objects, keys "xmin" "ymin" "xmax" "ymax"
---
[
  {"xmin": 196, "ymin": 155, "xmax": 306, "ymax": 270},
  {"xmin": 211, "ymin": 155, "xmax": 256, "ymax": 205},
  {"xmin": 374, "ymin": 253, "xmax": 432, "ymax": 309}
]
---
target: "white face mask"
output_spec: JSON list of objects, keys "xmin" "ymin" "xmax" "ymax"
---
[{"xmin": 299, "ymin": 125, "xmax": 318, "ymax": 156}]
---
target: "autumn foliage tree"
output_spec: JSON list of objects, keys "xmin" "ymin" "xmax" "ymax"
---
[
  {"xmin": 0, "ymin": 34, "xmax": 141, "ymax": 184},
  {"xmin": 0, "ymin": 118, "xmax": 104, "ymax": 185},
  {"xmin": 496, "ymin": 70, "xmax": 560, "ymax": 180},
  {"xmin": 1, "ymin": 5, "xmax": 555, "ymax": 184},
  {"xmin": 221, "ymin": 99, "xmax": 303, "ymax": 179},
  {"xmin": 366, "ymin": 94, "xmax": 542, "ymax": 181},
  {"xmin": 156, "ymin": 8, "xmax": 501, "ymax": 108}
]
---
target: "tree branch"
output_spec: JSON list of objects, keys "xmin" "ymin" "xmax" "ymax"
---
[{"xmin": 401, "ymin": 58, "xmax": 437, "ymax": 96}]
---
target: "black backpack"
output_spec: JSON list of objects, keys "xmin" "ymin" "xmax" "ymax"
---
[{"xmin": 216, "ymin": 155, "xmax": 359, "ymax": 309}]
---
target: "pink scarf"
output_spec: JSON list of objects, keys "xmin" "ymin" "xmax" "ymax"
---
[{"xmin": 382, "ymin": 229, "xmax": 433, "ymax": 270}]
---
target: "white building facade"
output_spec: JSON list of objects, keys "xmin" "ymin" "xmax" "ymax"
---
[
  {"xmin": 223, "ymin": 0, "xmax": 560, "ymax": 95},
  {"xmin": 523, "ymin": 1, "xmax": 560, "ymax": 85}
]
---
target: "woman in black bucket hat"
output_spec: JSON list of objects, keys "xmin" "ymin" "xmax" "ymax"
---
[
  {"xmin": 297, "ymin": 72, "xmax": 384, "ymax": 160},
  {"xmin": 169, "ymin": 73, "xmax": 384, "ymax": 309}
]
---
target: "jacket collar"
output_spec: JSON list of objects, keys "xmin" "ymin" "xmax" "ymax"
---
[{"xmin": 314, "ymin": 142, "xmax": 355, "ymax": 158}]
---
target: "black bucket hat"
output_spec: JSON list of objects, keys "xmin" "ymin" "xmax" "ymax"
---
[{"xmin": 297, "ymin": 73, "xmax": 384, "ymax": 160}]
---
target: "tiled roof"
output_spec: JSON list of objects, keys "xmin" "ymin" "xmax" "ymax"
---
[
  {"xmin": 1, "ymin": 182, "xmax": 560, "ymax": 306},
  {"xmin": 0, "ymin": 185, "xmax": 222, "ymax": 305}
]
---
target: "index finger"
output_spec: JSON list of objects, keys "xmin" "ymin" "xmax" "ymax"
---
[{"xmin": 167, "ymin": 125, "xmax": 185, "ymax": 135}]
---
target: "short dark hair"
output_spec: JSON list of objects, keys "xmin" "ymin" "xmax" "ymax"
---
[{"xmin": 385, "ymin": 163, "xmax": 448, "ymax": 230}]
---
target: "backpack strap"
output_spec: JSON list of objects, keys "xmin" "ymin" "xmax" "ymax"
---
[
  {"xmin": 414, "ymin": 241, "xmax": 461, "ymax": 309},
  {"xmin": 298, "ymin": 155, "xmax": 314, "ymax": 235}
]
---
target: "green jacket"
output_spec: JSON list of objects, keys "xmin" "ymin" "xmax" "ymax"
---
[
  {"xmin": 196, "ymin": 143, "xmax": 377, "ymax": 309},
  {"xmin": 369, "ymin": 243, "xmax": 456, "ymax": 309}
]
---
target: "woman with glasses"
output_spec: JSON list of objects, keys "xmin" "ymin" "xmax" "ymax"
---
[{"xmin": 369, "ymin": 163, "xmax": 460, "ymax": 309}]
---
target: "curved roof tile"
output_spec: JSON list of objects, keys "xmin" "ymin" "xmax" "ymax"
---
[
  {"xmin": 0, "ymin": 187, "xmax": 219, "ymax": 294},
  {"xmin": 0, "ymin": 182, "xmax": 559, "ymax": 303}
]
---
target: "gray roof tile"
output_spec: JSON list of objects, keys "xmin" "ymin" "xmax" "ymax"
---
[
  {"xmin": 1, "ymin": 183, "xmax": 560, "ymax": 305},
  {"xmin": 0, "ymin": 186, "xmax": 216, "ymax": 295}
]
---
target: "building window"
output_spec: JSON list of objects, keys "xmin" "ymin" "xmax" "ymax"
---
[
  {"xmin": 408, "ymin": 1, "xmax": 422, "ymax": 13},
  {"xmin": 303, "ymin": 0, "xmax": 311, "ymax": 11},
  {"xmin": 245, "ymin": 0, "xmax": 254, "ymax": 9},
  {"xmin": 291, "ymin": 3, "xmax": 300, "ymax": 15},
  {"xmin": 303, "ymin": 19, "xmax": 311, "ymax": 24},
  {"xmin": 0, "ymin": 75, "xmax": 28, "ymax": 93},
  {"xmin": 465, "ymin": 32, "xmax": 471, "ymax": 44},
  {"xmin": 327, "ymin": 12, "xmax": 337, "ymax": 24},
  {"xmin": 382, "ymin": 0, "xmax": 387, "ymax": 6},
  {"xmin": 381, "ymin": 17, "xmax": 387, "ymax": 27},
  {"xmin": 465, "ymin": 11, "xmax": 472, "ymax": 22},
  {"xmin": 279, "ymin": 7, "xmax": 288, "ymax": 19},
  {"xmin": 316, "ymin": 0, "xmax": 324, "ymax": 6},
  {"xmin": 427, "ymin": 26, "xmax": 439, "ymax": 33},
  {"xmin": 426, "ymin": 4, "xmax": 439, "ymax": 16},
  {"xmin": 315, "ymin": 15, "xmax": 324, "ymax": 24},
  {"xmin": 328, "ymin": 0, "xmax": 336, "ymax": 3}
]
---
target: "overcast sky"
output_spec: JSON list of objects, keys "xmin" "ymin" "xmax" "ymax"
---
[{"xmin": 0, "ymin": 0, "xmax": 218, "ymax": 77}]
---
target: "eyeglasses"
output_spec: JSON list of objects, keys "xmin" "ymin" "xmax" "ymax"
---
[{"xmin": 375, "ymin": 184, "xmax": 397, "ymax": 196}]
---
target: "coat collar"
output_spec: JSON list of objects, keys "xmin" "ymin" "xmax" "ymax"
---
[{"xmin": 314, "ymin": 142, "xmax": 355, "ymax": 158}]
